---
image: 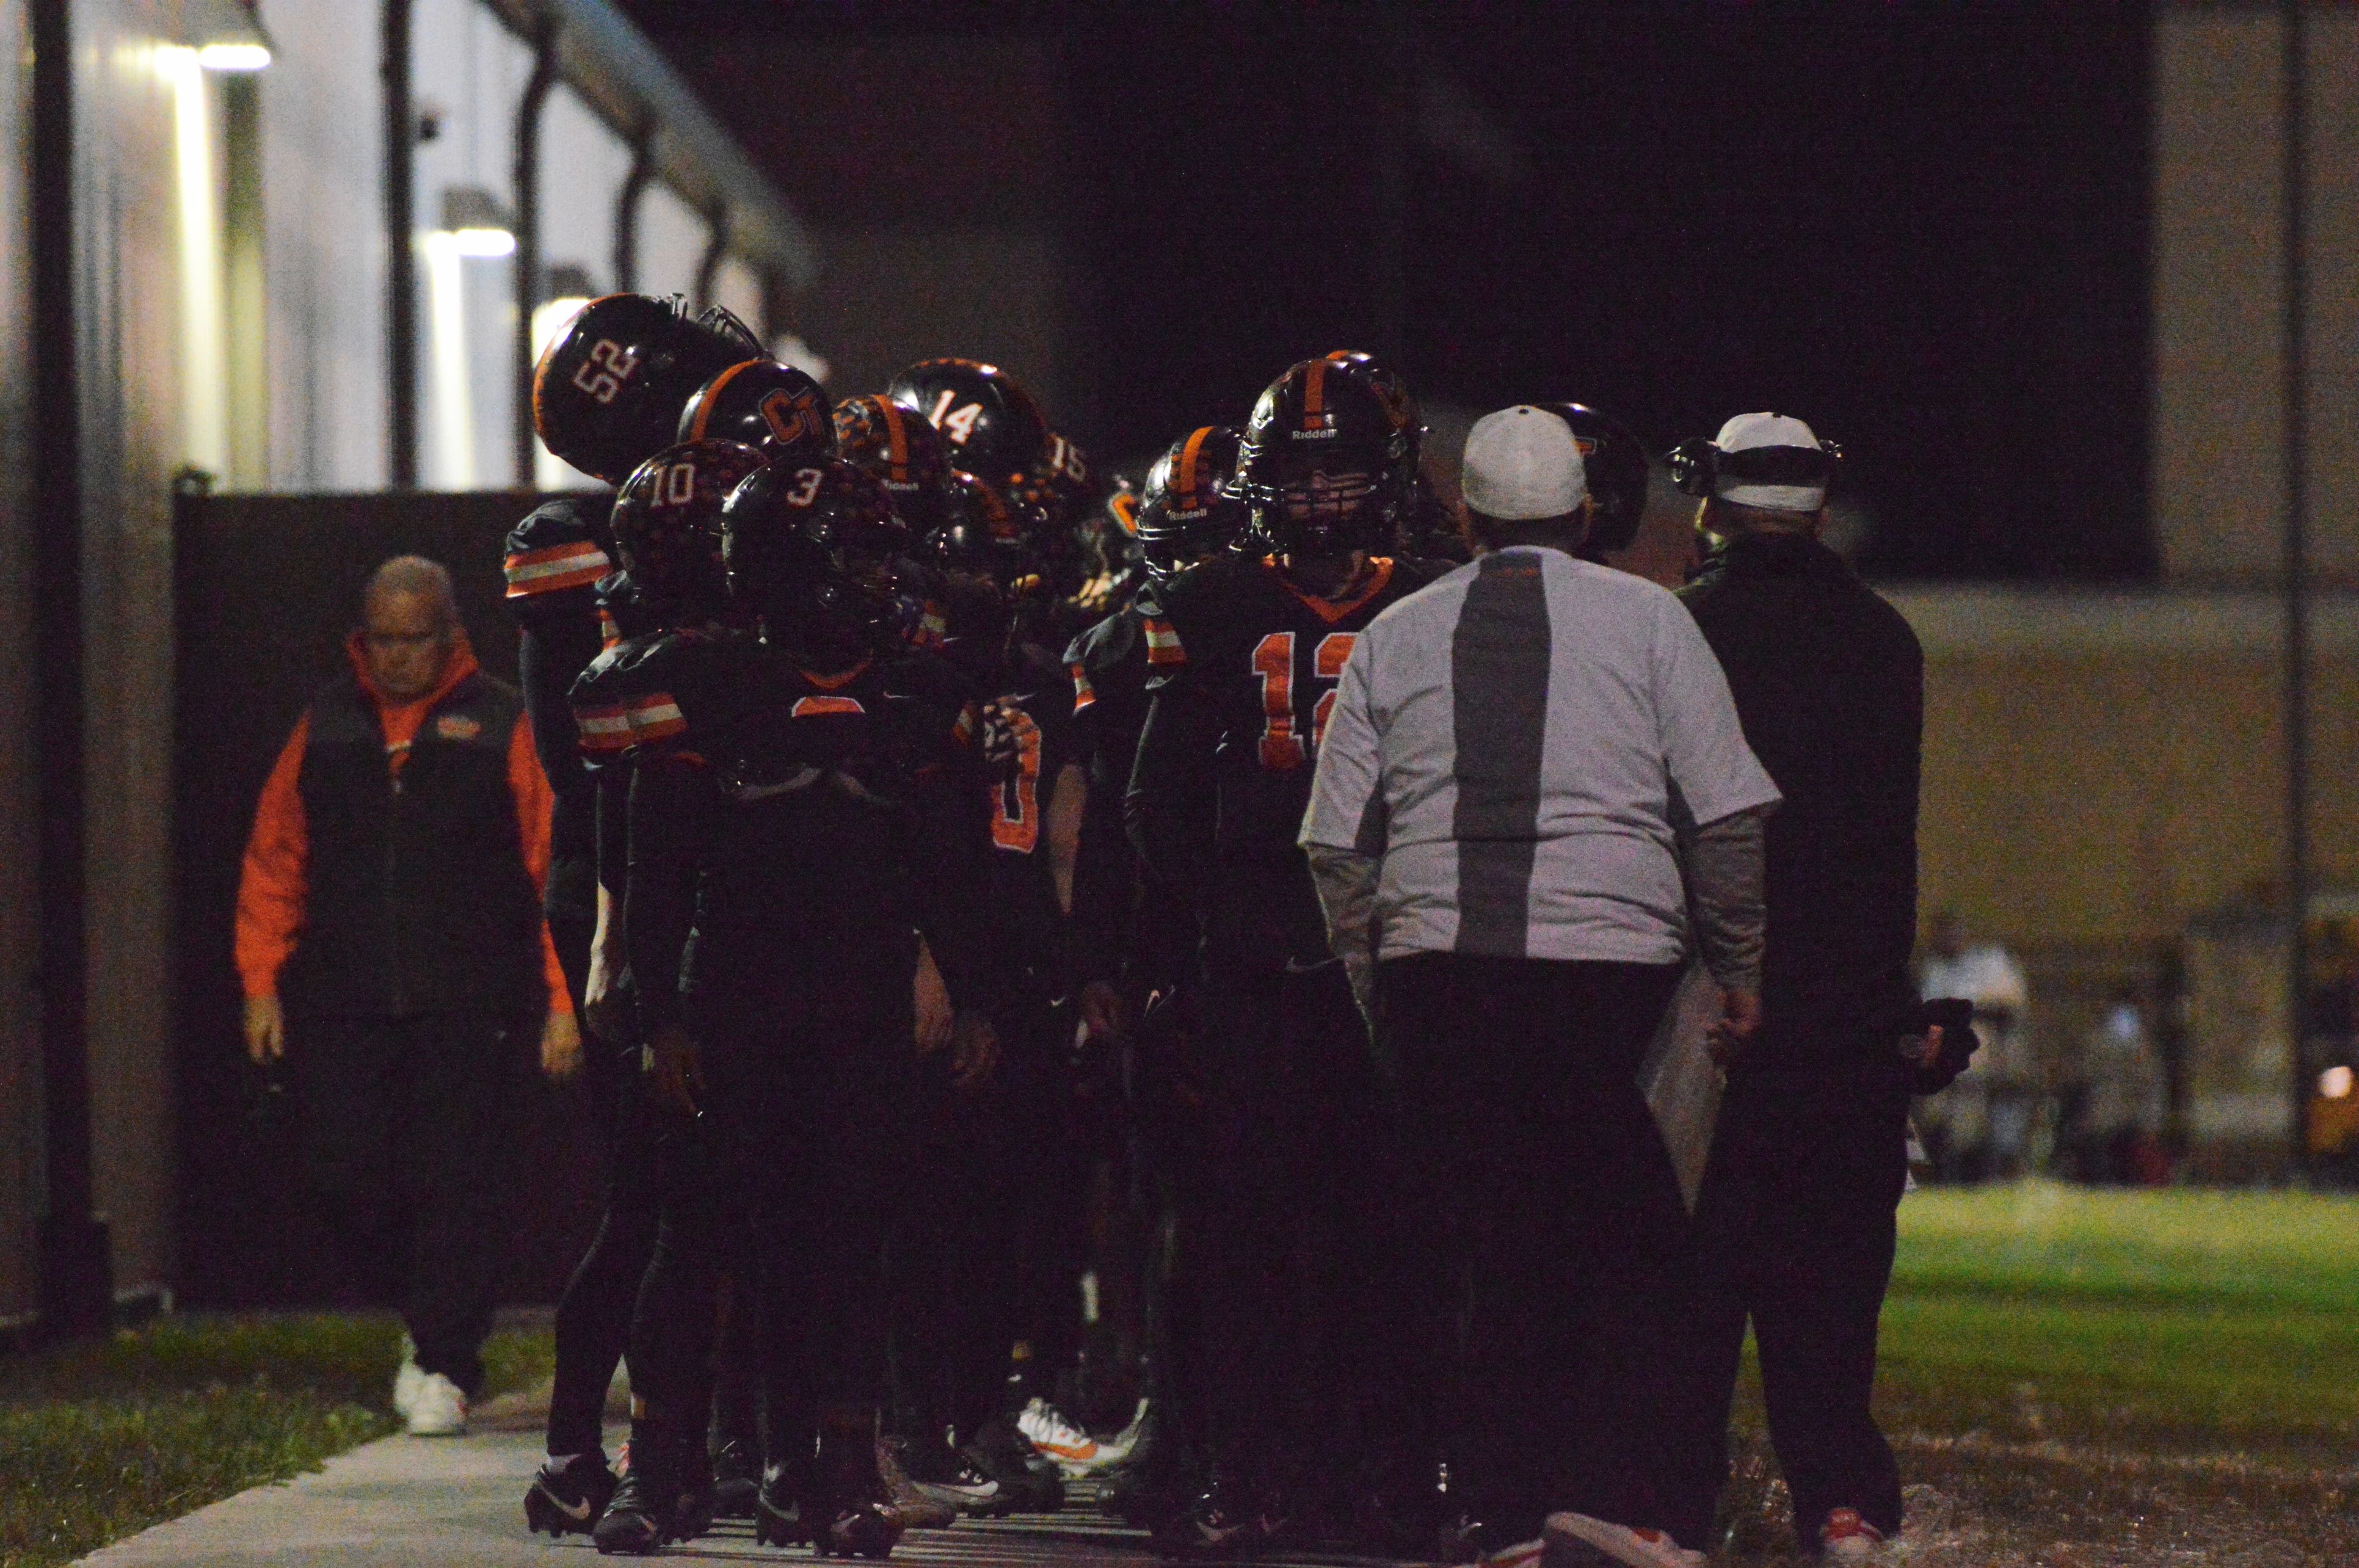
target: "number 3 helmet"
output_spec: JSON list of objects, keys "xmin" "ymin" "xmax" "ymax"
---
[
  {"xmin": 607, "ymin": 439, "xmax": 767, "ymax": 625},
  {"xmin": 678, "ymin": 359, "xmax": 837, "ymax": 465},
  {"xmin": 1236, "ymin": 357, "xmax": 1419, "ymax": 558},
  {"xmin": 886, "ymin": 357, "xmax": 1054, "ymax": 494},
  {"xmin": 533, "ymin": 295, "xmax": 761, "ymax": 483},
  {"xmin": 721, "ymin": 458, "xmax": 915, "ymax": 668}
]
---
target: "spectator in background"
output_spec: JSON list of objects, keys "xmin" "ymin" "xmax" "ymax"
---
[
  {"xmin": 1916, "ymin": 911, "xmax": 2033, "ymax": 1182},
  {"xmin": 2065, "ymin": 988, "xmax": 2167, "ymax": 1185},
  {"xmin": 237, "ymin": 556, "xmax": 578, "ymax": 1437}
]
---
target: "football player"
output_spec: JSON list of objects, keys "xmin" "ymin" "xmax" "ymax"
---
[
  {"xmin": 517, "ymin": 297, "xmax": 763, "ymax": 1540},
  {"xmin": 1543, "ymin": 402, "xmax": 1652, "ymax": 569},
  {"xmin": 1125, "ymin": 359, "xmax": 1444, "ymax": 1553},
  {"xmin": 1324, "ymin": 349, "xmax": 1465, "ymax": 563}
]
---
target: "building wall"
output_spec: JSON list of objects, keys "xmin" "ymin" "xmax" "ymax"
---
[
  {"xmin": 0, "ymin": 0, "xmax": 36, "ymax": 1326},
  {"xmin": 74, "ymin": 0, "xmax": 190, "ymax": 1303},
  {"xmin": 2152, "ymin": 4, "xmax": 2359, "ymax": 582},
  {"xmin": 1896, "ymin": 587, "xmax": 2359, "ymax": 946}
]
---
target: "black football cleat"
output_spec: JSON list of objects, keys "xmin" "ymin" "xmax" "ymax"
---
[
  {"xmin": 753, "ymin": 1463, "xmax": 811, "ymax": 1548},
  {"xmin": 709, "ymin": 1437, "xmax": 759, "ymax": 1521},
  {"xmin": 963, "ymin": 1414, "xmax": 1066, "ymax": 1514},
  {"xmin": 590, "ymin": 1465, "xmax": 673, "ymax": 1556},
  {"xmin": 523, "ymin": 1451, "xmax": 617, "ymax": 1537}
]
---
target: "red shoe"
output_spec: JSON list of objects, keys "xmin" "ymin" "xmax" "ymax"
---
[{"xmin": 1818, "ymin": 1507, "xmax": 1890, "ymax": 1561}]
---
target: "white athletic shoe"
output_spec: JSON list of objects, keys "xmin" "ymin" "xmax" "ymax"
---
[
  {"xmin": 1542, "ymin": 1511, "xmax": 1705, "ymax": 1568},
  {"xmin": 405, "ymin": 1370, "xmax": 469, "ymax": 1437},
  {"xmin": 1479, "ymin": 1538, "xmax": 1546, "ymax": 1567},
  {"xmin": 1015, "ymin": 1397, "xmax": 1110, "ymax": 1475}
]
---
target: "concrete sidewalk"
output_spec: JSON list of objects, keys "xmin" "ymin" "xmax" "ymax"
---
[{"xmin": 70, "ymin": 1408, "xmax": 1204, "ymax": 1567}]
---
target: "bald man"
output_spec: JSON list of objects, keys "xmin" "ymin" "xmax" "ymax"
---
[{"xmin": 238, "ymin": 555, "xmax": 577, "ymax": 1435}]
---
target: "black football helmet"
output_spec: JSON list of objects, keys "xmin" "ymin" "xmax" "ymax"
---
[
  {"xmin": 834, "ymin": 394, "xmax": 957, "ymax": 536},
  {"xmin": 606, "ymin": 439, "xmax": 767, "ymax": 624},
  {"xmin": 534, "ymin": 294, "xmax": 761, "ymax": 483},
  {"xmin": 678, "ymin": 359, "xmax": 836, "ymax": 464},
  {"xmin": 1237, "ymin": 357, "xmax": 1418, "ymax": 558},
  {"xmin": 721, "ymin": 458, "xmax": 916, "ymax": 669},
  {"xmin": 1137, "ymin": 426, "xmax": 1250, "ymax": 584},
  {"xmin": 1324, "ymin": 349, "xmax": 1426, "ymax": 471},
  {"xmin": 886, "ymin": 358, "xmax": 1054, "ymax": 493},
  {"xmin": 1534, "ymin": 403, "xmax": 1651, "ymax": 556}
]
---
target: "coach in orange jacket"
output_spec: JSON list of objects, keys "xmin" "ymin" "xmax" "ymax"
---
[{"xmin": 237, "ymin": 555, "xmax": 577, "ymax": 1435}]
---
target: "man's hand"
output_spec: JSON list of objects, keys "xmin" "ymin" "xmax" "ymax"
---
[
  {"xmin": 1707, "ymin": 986, "xmax": 1762, "ymax": 1069},
  {"xmin": 1078, "ymin": 980, "xmax": 1127, "ymax": 1045},
  {"xmin": 647, "ymin": 1023, "xmax": 705, "ymax": 1117},
  {"xmin": 913, "ymin": 941, "xmax": 954, "ymax": 1055},
  {"xmin": 1899, "ymin": 1023, "xmax": 1945, "ymax": 1071},
  {"xmin": 582, "ymin": 886, "xmax": 625, "ymax": 1043},
  {"xmin": 950, "ymin": 1012, "xmax": 999, "ymax": 1091},
  {"xmin": 541, "ymin": 1008, "xmax": 584, "ymax": 1082},
  {"xmin": 244, "ymin": 995, "xmax": 285, "ymax": 1064}
]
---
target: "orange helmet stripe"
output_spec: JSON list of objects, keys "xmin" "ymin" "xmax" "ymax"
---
[
  {"xmin": 686, "ymin": 359, "xmax": 763, "ymax": 442},
  {"xmin": 1304, "ymin": 358, "xmax": 1327, "ymax": 418},
  {"xmin": 879, "ymin": 398, "xmax": 910, "ymax": 482},
  {"xmin": 1176, "ymin": 426, "xmax": 1213, "ymax": 505}
]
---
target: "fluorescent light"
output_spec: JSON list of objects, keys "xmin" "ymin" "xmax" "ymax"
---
[
  {"xmin": 159, "ymin": 45, "xmax": 228, "ymax": 477},
  {"xmin": 197, "ymin": 41, "xmax": 271, "ymax": 71},
  {"xmin": 448, "ymin": 227, "xmax": 516, "ymax": 259},
  {"xmin": 2322, "ymin": 1065, "xmax": 2354, "ymax": 1101},
  {"xmin": 423, "ymin": 233, "xmax": 475, "ymax": 489}
]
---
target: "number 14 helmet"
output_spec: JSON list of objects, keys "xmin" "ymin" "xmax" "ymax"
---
[
  {"xmin": 1235, "ymin": 357, "xmax": 1419, "ymax": 558},
  {"xmin": 886, "ymin": 357, "xmax": 1054, "ymax": 494}
]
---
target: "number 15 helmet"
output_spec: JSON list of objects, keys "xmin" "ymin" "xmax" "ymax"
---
[
  {"xmin": 1235, "ymin": 357, "xmax": 1418, "ymax": 558},
  {"xmin": 534, "ymin": 295, "xmax": 761, "ymax": 483}
]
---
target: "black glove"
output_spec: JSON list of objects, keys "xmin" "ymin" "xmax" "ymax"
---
[{"xmin": 1904, "ymin": 997, "xmax": 1981, "ymax": 1095}]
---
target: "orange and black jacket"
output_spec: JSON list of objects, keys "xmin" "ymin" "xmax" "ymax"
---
[{"xmin": 237, "ymin": 633, "xmax": 573, "ymax": 1021}]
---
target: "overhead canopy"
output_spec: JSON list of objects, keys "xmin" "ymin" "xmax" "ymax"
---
[{"xmin": 480, "ymin": 0, "xmax": 816, "ymax": 289}]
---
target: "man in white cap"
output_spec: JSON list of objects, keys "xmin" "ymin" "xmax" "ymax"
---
[
  {"xmin": 1658, "ymin": 414, "xmax": 1948, "ymax": 1562},
  {"xmin": 1302, "ymin": 406, "xmax": 1781, "ymax": 1567}
]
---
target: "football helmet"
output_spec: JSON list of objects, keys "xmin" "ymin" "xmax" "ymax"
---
[
  {"xmin": 1535, "ymin": 402, "xmax": 1651, "ymax": 555},
  {"xmin": 606, "ymin": 439, "xmax": 767, "ymax": 624},
  {"xmin": 721, "ymin": 458, "xmax": 916, "ymax": 669},
  {"xmin": 886, "ymin": 357, "xmax": 1054, "ymax": 492},
  {"xmin": 534, "ymin": 294, "xmax": 760, "ymax": 483},
  {"xmin": 834, "ymin": 394, "xmax": 956, "ymax": 536},
  {"xmin": 678, "ymin": 360, "xmax": 836, "ymax": 464},
  {"xmin": 1236, "ymin": 357, "xmax": 1418, "ymax": 558},
  {"xmin": 1323, "ymin": 349, "xmax": 1426, "ymax": 470},
  {"xmin": 1136, "ymin": 426, "xmax": 1250, "ymax": 584}
]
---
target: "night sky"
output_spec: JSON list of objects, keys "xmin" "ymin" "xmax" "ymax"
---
[{"xmin": 623, "ymin": 3, "xmax": 2154, "ymax": 582}]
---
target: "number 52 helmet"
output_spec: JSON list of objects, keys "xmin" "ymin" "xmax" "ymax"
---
[
  {"xmin": 533, "ymin": 295, "xmax": 761, "ymax": 483},
  {"xmin": 1235, "ymin": 357, "xmax": 1418, "ymax": 558}
]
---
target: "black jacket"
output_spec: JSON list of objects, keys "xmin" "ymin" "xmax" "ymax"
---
[
  {"xmin": 1680, "ymin": 532, "xmax": 1923, "ymax": 1069},
  {"xmin": 279, "ymin": 665, "xmax": 546, "ymax": 1020}
]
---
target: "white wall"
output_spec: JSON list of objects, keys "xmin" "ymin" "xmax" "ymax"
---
[
  {"xmin": 259, "ymin": 0, "xmax": 388, "ymax": 492},
  {"xmin": 540, "ymin": 82, "xmax": 632, "ymax": 296},
  {"xmin": 0, "ymin": 0, "xmax": 36, "ymax": 1325},
  {"xmin": 74, "ymin": 0, "xmax": 190, "ymax": 1304},
  {"xmin": 637, "ymin": 179, "xmax": 710, "ymax": 304}
]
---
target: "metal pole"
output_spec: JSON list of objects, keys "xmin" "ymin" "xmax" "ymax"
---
[
  {"xmin": 512, "ymin": 15, "xmax": 560, "ymax": 488},
  {"xmin": 692, "ymin": 208, "xmax": 729, "ymax": 314},
  {"xmin": 384, "ymin": 0, "xmax": 418, "ymax": 489},
  {"xmin": 614, "ymin": 131, "xmax": 654, "ymax": 294},
  {"xmin": 30, "ymin": 0, "xmax": 112, "ymax": 1340},
  {"xmin": 2281, "ymin": 0, "xmax": 2312, "ymax": 1180}
]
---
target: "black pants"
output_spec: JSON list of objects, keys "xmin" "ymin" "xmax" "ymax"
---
[
  {"xmin": 292, "ymin": 1010, "xmax": 528, "ymax": 1395},
  {"xmin": 1378, "ymin": 952, "xmax": 1688, "ymax": 1544},
  {"xmin": 1661, "ymin": 1063, "xmax": 1911, "ymax": 1546},
  {"xmin": 1159, "ymin": 956, "xmax": 1396, "ymax": 1502},
  {"xmin": 891, "ymin": 998, "xmax": 1083, "ymax": 1445}
]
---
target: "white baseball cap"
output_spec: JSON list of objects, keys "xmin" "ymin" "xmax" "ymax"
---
[
  {"xmin": 1712, "ymin": 413, "xmax": 1829, "ymax": 512},
  {"xmin": 1460, "ymin": 405, "xmax": 1589, "ymax": 521}
]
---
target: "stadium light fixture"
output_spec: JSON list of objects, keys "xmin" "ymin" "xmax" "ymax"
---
[
  {"xmin": 188, "ymin": 0, "xmax": 273, "ymax": 71},
  {"xmin": 2321, "ymin": 1064, "xmax": 2353, "ymax": 1101},
  {"xmin": 440, "ymin": 185, "xmax": 517, "ymax": 259}
]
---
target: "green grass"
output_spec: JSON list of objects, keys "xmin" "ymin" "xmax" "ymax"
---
[
  {"xmin": 0, "ymin": 1313, "xmax": 550, "ymax": 1568},
  {"xmin": 1720, "ymin": 1182, "xmax": 2359, "ymax": 1564}
]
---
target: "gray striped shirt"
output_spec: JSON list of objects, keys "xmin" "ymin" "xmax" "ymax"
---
[{"xmin": 1301, "ymin": 546, "xmax": 1780, "ymax": 964}]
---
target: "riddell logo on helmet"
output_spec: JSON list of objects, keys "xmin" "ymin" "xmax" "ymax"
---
[{"xmin": 1292, "ymin": 424, "xmax": 1339, "ymax": 441}]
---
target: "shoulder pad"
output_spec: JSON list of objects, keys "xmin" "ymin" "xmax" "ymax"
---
[
  {"xmin": 504, "ymin": 495, "xmax": 612, "ymax": 602},
  {"xmin": 569, "ymin": 628, "xmax": 753, "ymax": 763},
  {"xmin": 1139, "ymin": 556, "xmax": 1242, "ymax": 681}
]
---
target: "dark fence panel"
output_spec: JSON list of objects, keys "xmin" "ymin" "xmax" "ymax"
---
[{"xmin": 173, "ymin": 488, "xmax": 604, "ymax": 1309}]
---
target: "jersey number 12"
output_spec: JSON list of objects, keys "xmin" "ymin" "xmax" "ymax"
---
[{"xmin": 1252, "ymin": 631, "xmax": 1353, "ymax": 771}]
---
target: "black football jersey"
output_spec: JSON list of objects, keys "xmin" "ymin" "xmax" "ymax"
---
[
  {"xmin": 507, "ymin": 494, "xmax": 613, "ymax": 923},
  {"xmin": 1146, "ymin": 554, "xmax": 1441, "ymax": 857},
  {"xmin": 1065, "ymin": 597, "xmax": 1152, "ymax": 794},
  {"xmin": 983, "ymin": 641, "xmax": 1082, "ymax": 984}
]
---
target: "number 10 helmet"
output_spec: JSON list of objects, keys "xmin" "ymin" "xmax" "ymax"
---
[
  {"xmin": 1235, "ymin": 357, "xmax": 1418, "ymax": 558},
  {"xmin": 606, "ymin": 439, "xmax": 767, "ymax": 625}
]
